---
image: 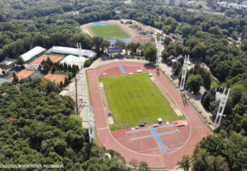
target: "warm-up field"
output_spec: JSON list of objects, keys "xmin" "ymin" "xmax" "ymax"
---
[
  {"xmin": 99, "ymin": 73, "xmax": 182, "ymax": 128},
  {"xmin": 90, "ymin": 24, "xmax": 131, "ymax": 41}
]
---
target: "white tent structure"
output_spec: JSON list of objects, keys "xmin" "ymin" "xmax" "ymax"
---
[
  {"xmin": 46, "ymin": 46, "xmax": 96, "ymax": 58},
  {"xmin": 20, "ymin": 46, "xmax": 46, "ymax": 62},
  {"xmin": 60, "ymin": 55, "xmax": 85, "ymax": 69}
]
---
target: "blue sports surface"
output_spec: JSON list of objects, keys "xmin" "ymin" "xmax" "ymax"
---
[
  {"xmin": 119, "ymin": 65, "xmax": 125, "ymax": 73},
  {"xmin": 126, "ymin": 124, "xmax": 179, "ymax": 154}
]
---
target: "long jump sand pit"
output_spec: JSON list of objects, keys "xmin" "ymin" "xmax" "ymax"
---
[
  {"xmin": 31, "ymin": 54, "xmax": 64, "ymax": 65},
  {"xmin": 43, "ymin": 72, "xmax": 68, "ymax": 84},
  {"xmin": 10, "ymin": 69, "xmax": 35, "ymax": 80}
]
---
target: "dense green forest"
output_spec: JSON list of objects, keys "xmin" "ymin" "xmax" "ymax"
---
[
  {"xmin": 0, "ymin": 78, "xmax": 130, "ymax": 170},
  {"xmin": 178, "ymin": 131, "xmax": 247, "ymax": 171},
  {"xmin": 1, "ymin": 0, "xmax": 247, "ymax": 170}
]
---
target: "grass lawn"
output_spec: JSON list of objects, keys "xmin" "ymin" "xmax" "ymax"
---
[
  {"xmin": 210, "ymin": 76, "xmax": 220, "ymax": 89},
  {"xmin": 99, "ymin": 73, "xmax": 185, "ymax": 131},
  {"xmin": 90, "ymin": 24, "xmax": 131, "ymax": 41}
]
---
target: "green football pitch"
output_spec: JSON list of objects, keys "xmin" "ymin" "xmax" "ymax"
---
[
  {"xmin": 99, "ymin": 73, "xmax": 185, "ymax": 130},
  {"xmin": 90, "ymin": 24, "xmax": 131, "ymax": 40}
]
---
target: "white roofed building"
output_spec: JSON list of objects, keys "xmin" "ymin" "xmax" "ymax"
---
[
  {"xmin": 20, "ymin": 46, "xmax": 46, "ymax": 62},
  {"xmin": 229, "ymin": 3, "xmax": 237, "ymax": 8},
  {"xmin": 216, "ymin": 1, "xmax": 227, "ymax": 7},
  {"xmin": 60, "ymin": 55, "xmax": 85, "ymax": 69},
  {"xmin": 46, "ymin": 46, "xmax": 96, "ymax": 58},
  {"xmin": 166, "ymin": 0, "xmax": 188, "ymax": 6}
]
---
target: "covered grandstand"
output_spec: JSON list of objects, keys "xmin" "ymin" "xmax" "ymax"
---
[
  {"xmin": 20, "ymin": 46, "xmax": 46, "ymax": 62},
  {"xmin": 46, "ymin": 46, "xmax": 96, "ymax": 58},
  {"xmin": 59, "ymin": 55, "xmax": 85, "ymax": 69}
]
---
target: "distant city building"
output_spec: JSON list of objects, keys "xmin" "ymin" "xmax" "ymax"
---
[
  {"xmin": 166, "ymin": 0, "xmax": 188, "ymax": 6},
  {"xmin": 207, "ymin": 0, "xmax": 218, "ymax": 7},
  {"xmin": 241, "ymin": 1, "xmax": 247, "ymax": 5},
  {"xmin": 216, "ymin": 1, "xmax": 227, "ymax": 7},
  {"xmin": 229, "ymin": 3, "xmax": 237, "ymax": 8}
]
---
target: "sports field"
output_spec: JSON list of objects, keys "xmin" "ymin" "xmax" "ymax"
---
[
  {"xmin": 31, "ymin": 54, "xmax": 64, "ymax": 65},
  {"xmin": 9, "ymin": 69, "xmax": 35, "ymax": 81},
  {"xmin": 43, "ymin": 73, "xmax": 68, "ymax": 84},
  {"xmin": 90, "ymin": 24, "xmax": 131, "ymax": 41},
  {"xmin": 99, "ymin": 73, "xmax": 183, "ymax": 130}
]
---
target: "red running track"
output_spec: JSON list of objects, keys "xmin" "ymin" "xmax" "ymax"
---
[{"xmin": 87, "ymin": 62, "xmax": 212, "ymax": 170}]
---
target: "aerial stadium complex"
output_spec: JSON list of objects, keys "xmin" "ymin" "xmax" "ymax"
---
[{"xmin": 86, "ymin": 61, "xmax": 212, "ymax": 170}]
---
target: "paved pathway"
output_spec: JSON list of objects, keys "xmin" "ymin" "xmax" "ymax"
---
[{"xmin": 76, "ymin": 70, "xmax": 90, "ymax": 128}]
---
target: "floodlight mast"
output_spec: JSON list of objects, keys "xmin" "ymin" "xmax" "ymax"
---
[
  {"xmin": 179, "ymin": 55, "xmax": 190, "ymax": 91},
  {"xmin": 213, "ymin": 88, "xmax": 230, "ymax": 130},
  {"xmin": 87, "ymin": 107, "xmax": 95, "ymax": 143},
  {"xmin": 156, "ymin": 36, "xmax": 161, "ymax": 67},
  {"xmin": 77, "ymin": 43, "xmax": 95, "ymax": 143},
  {"xmin": 77, "ymin": 43, "xmax": 84, "ymax": 71}
]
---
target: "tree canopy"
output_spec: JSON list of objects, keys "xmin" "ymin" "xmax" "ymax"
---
[
  {"xmin": 183, "ymin": 132, "xmax": 247, "ymax": 171},
  {"xmin": 186, "ymin": 74, "xmax": 203, "ymax": 94},
  {"xmin": 144, "ymin": 45, "xmax": 157, "ymax": 62},
  {"xmin": 0, "ymin": 79, "xmax": 130, "ymax": 170}
]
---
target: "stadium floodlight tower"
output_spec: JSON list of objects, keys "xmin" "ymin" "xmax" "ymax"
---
[
  {"xmin": 156, "ymin": 36, "xmax": 162, "ymax": 67},
  {"xmin": 77, "ymin": 43, "xmax": 95, "ymax": 143},
  {"xmin": 77, "ymin": 43, "xmax": 84, "ymax": 74},
  {"xmin": 179, "ymin": 55, "xmax": 190, "ymax": 91},
  {"xmin": 77, "ymin": 42, "xmax": 86, "ymax": 101},
  {"xmin": 87, "ymin": 107, "xmax": 95, "ymax": 143},
  {"xmin": 213, "ymin": 88, "xmax": 230, "ymax": 130}
]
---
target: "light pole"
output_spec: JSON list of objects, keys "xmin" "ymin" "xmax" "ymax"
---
[
  {"xmin": 179, "ymin": 55, "xmax": 190, "ymax": 91},
  {"xmin": 213, "ymin": 88, "xmax": 230, "ymax": 130}
]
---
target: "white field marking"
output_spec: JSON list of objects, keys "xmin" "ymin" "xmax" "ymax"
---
[
  {"xmin": 195, "ymin": 126, "xmax": 206, "ymax": 129},
  {"xmin": 97, "ymin": 127, "xmax": 108, "ymax": 130},
  {"xmin": 166, "ymin": 142, "xmax": 185, "ymax": 148},
  {"xmin": 137, "ymin": 147, "xmax": 160, "ymax": 153}
]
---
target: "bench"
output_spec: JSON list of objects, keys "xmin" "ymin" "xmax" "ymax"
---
[{"xmin": 139, "ymin": 122, "xmax": 145, "ymax": 127}]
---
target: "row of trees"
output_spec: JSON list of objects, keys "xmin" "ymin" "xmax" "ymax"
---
[
  {"xmin": 114, "ymin": 39, "xmax": 157, "ymax": 62},
  {"xmin": 178, "ymin": 63, "xmax": 212, "ymax": 94},
  {"xmin": 40, "ymin": 57, "xmax": 79, "ymax": 75}
]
